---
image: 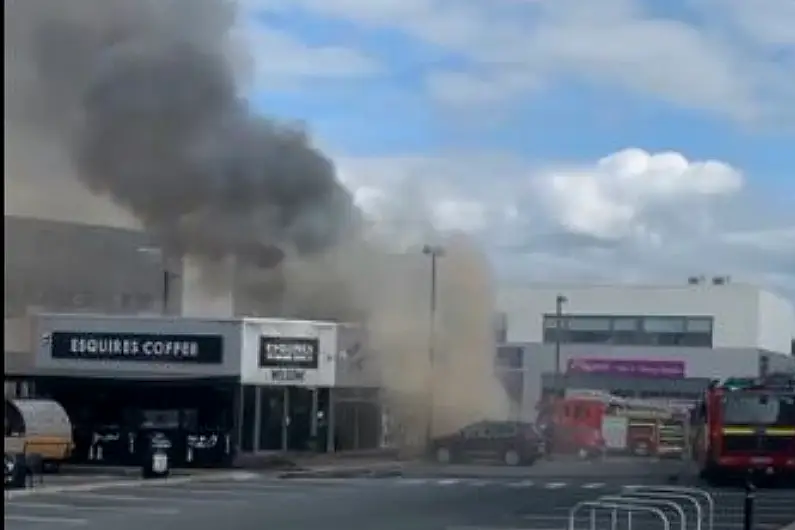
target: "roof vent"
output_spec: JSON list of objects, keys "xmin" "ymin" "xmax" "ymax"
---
[{"xmin": 712, "ymin": 276, "xmax": 730, "ymax": 285}]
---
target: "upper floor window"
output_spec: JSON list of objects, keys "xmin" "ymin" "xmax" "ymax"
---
[{"xmin": 542, "ymin": 314, "xmax": 713, "ymax": 347}]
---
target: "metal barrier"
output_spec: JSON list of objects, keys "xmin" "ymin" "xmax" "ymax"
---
[
  {"xmin": 623, "ymin": 485, "xmax": 714, "ymax": 530},
  {"xmin": 616, "ymin": 491, "xmax": 703, "ymax": 530},
  {"xmin": 598, "ymin": 495, "xmax": 686, "ymax": 530},
  {"xmin": 567, "ymin": 485, "xmax": 715, "ymax": 530},
  {"xmin": 568, "ymin": 500, "xmax": 670, "ymax": 530}
]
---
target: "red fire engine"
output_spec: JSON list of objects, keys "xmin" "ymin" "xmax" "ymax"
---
[
  {"xmin": 689, "ymin": 373, "xmax": 795, "ymax": 483},
  {"xmin": 538, "ymin": 390, "xmax": 688, "ymax": 458}
]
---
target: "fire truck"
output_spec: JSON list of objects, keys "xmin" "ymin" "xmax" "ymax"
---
[
  {"xmin": 539, "ymin": 390, "xmax": 689, "ymax": 458},
  {"xmin": 689, "ymin": 373, "xmax": 795, "ymax": 483}
]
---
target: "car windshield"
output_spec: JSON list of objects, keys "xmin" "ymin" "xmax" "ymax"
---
[{"xmin": 722, "ymin": 392, "xmax": 795, "ymax": 425}]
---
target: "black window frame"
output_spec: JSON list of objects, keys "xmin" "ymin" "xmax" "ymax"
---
[{"xmin": 542, "ymin": 314, "xmax": 714, "ymax": 347}]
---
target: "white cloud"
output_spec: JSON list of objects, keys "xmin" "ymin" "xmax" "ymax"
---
[
  {"xmin": 334, "ymin": 148, "xmax": 794, "ymax": 299},
  {"xmin": 536, "ymin": 148, "xmax": 743, "ymax": 241},
  {"xmin": 232, "ymin": 18, "xmax": 379, "ymax": 89},
  {"xmin": 241, "ymin": 0, "xmax": 794, "ymax": 121}
]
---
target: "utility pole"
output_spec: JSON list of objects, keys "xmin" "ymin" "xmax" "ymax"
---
[
  {"xmin": 138, "ymin": 247, "xmax": 171, "ymax": 314},
  {"xmin": 554, "ymin": 294, "xmax": 567, "ymax": 397},
  {"xmin": 422, "ymin": 244, "xmax": 445, "ymax": 448}
]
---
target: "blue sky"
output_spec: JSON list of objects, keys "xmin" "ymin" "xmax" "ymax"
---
[{"xmin": 242, "ymin": 0, "xmax": 794, "ymax": 296}]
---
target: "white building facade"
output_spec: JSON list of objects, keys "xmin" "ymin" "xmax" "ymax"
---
[{"xmin": 495, "ymin": 282, "xmax": 795, "ymax": 420}]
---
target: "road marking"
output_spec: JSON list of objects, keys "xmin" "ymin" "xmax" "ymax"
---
[
  {"xmin": 581, "ymin": 482, "xmax": 605, "ymax": 489},
  {"xmin": 544, "ymin": 482, "xmax": 567, "ymax": 489},
  {"xmin": 3, "ymin": 471, "xmax": 256, "ymax": 499},
  {"xmin": 521, "ymin": 514, "xmax": 567, "ymax": 521},
  {"xmin": 507, "ymin": 480, "xmax": 534, "ymax": 488},
  {"xmin": 716, "ymin": 506, "xmax": 795, "ymax": 513},
  {"xmin": 5, "ymin": 514, "xmax": 88, "ymax": 525},
  {"xmin": 448, "ymin": 527, "xmax": 563, "ymax": 530},
  {"xmin": 8, "ymin": 501, "xmax": 180, "ymax": 515},
  {"xmin": 59, "ymin": 492, "xmax": 246, "ymax": 505},
  {"xmin": 397, "ymin": 478, "xmax": 429, "ymax": 485},
  {"xmin": 438, "ymin": 479, "xmax": 460, "ymax": 486}
]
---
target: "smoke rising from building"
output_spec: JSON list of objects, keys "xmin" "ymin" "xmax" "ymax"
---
[
  {"xmin": 5, "ymin": 0, "xmax": 509, "ymax": 440},
  {"xmin": 6, "ymin": 0, "xmax": 357, "ymax": 265}
]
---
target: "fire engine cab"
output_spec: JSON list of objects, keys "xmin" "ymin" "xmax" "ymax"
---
[{"xmin": 689, "ymin": 373, "xmax": 795, "ymax": 483}]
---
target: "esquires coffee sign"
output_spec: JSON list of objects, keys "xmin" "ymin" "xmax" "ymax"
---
[
  {"xmin": 258, "ymin": 336, "xmax": 319, "ymax": 369},
  {"xmin": 49, "ymin": 332, "xmax": 224, "ymax": 364}
]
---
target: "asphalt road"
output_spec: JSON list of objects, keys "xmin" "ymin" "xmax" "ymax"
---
[{"xmin": 5, "ymin": 470, "xmax": 795, "ymax": 530}]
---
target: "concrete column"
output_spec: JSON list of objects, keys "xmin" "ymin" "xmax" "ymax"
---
[
  {"xmin": 326, "ymin": 389, "xmax": 335, "ymax": 453},
  {"xmin": 353, "ymin": 403, "xmax": 360, "ymax": 450},
  {"xmin": 281, "ymin": 387, "xmax": 290, "ymax": 452},
  {"xmin": 310, "ymin": 388, "xmax": 319, "ymax": 438},
  {"xmin": 235, "ymin": 385, "xmax": 245, "ymax": 453},
  {"xmin": 252, "ymin": 386, "xmax": 262, "ymax": 452}
]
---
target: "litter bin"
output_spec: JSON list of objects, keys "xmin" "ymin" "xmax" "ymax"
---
[
  {"xmin": 5, "ymin": 453, "xmax": 27, "ymax": 489},
  {"xmin": 141, "ymin": 433, "xmax": 172, "ymax": 479}
]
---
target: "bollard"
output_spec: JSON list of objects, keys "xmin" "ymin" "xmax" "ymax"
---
[{"xmin": 743, "ymin": 476, "xmax": 755, "ymax": 530}]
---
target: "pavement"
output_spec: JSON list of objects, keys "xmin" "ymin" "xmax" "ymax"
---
[{"xmin": 5, "ymin": 466, "xmax": 795, "ymax": 530}]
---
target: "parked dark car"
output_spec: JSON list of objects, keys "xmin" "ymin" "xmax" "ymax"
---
[{"xmin": 430, "ymin": 420, "xmax": 545, "ymax": 466}]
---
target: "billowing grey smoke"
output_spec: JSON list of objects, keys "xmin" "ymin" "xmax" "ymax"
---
[{"xmin": 6, "ymin": 0, "xmax": 357, "ymax": 266}]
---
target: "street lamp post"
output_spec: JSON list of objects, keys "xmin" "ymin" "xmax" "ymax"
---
[
  {"xmin": 554, "ymin": 294, "xmax": 568, "ymax": 396},
  {"xmin": 138, "ymin": 247, "xmax": 171, "ymax": 315},
  {"xmin": 422, "ymin": 244, "xmax": 445, "ymax": 448}
]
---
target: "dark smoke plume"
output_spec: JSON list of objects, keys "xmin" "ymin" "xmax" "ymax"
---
[
  {"xmin": 5, "ymin": 0, "xmax": 358, "ymax": 266},
  {"xmin": 6, "ymin": 0, "xmax": 509, "ymax": 440}
]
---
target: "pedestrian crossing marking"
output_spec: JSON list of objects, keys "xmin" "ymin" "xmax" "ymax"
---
[{"xmin": 582, "ymin": 482, "xmax": 606, "ymax": 489}]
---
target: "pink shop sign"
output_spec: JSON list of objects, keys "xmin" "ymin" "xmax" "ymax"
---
[{"xmin": 567, "ymin": 358, "xmax": 686, "ymax": 378}]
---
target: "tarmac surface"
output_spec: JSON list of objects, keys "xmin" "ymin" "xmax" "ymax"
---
[{"xmin": 5, "ymin": 465, "xmax": 795, "ymax": 530}]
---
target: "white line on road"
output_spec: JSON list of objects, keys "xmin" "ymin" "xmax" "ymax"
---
[
  {"xmin": 507, "ymin": 480, "xmax": 534, "ymax": 488},
  {"xmin": 58, "ymin": 492, "xmax": 246, "ymax": 505},
  {"xmin": 8, "ymin": 501, "xmax": 180, "ymax": 515},
  {"xmin": 447, "ymin": 526, "xmax": 564, "ymax": 530},
  {"xmin": 5, "ymin": 514, "xmax": 88, "ymax": 525},
  {"xmin": 581, "ymin": 483, "xmax": 606, "ymax": 489},
  {"xmin": 543, "ymin": 482, "xmax": 567, "ymax": 489},
  {"xmin": 521, "ymin": 514, "xmax": 567, "ymax": 521},
  {"xmin": 157, "ymin": 486, "xmax": 309, "ymax": 498},
  {"xmin": 438, "ymin": 479, "xmax": 460, "ymax": 486},
  {"xmin": 397, "ymin": 479, "xmax": 429, "ymax": 485}
]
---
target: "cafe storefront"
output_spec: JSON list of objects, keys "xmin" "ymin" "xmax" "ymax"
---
[
  {"xmin": 30, "ymin": 314, "xmax": 242, "ymax": 467},
  {"xmin": 25, "ymin": 313, "xmax": 382, "ymax": 466}
]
